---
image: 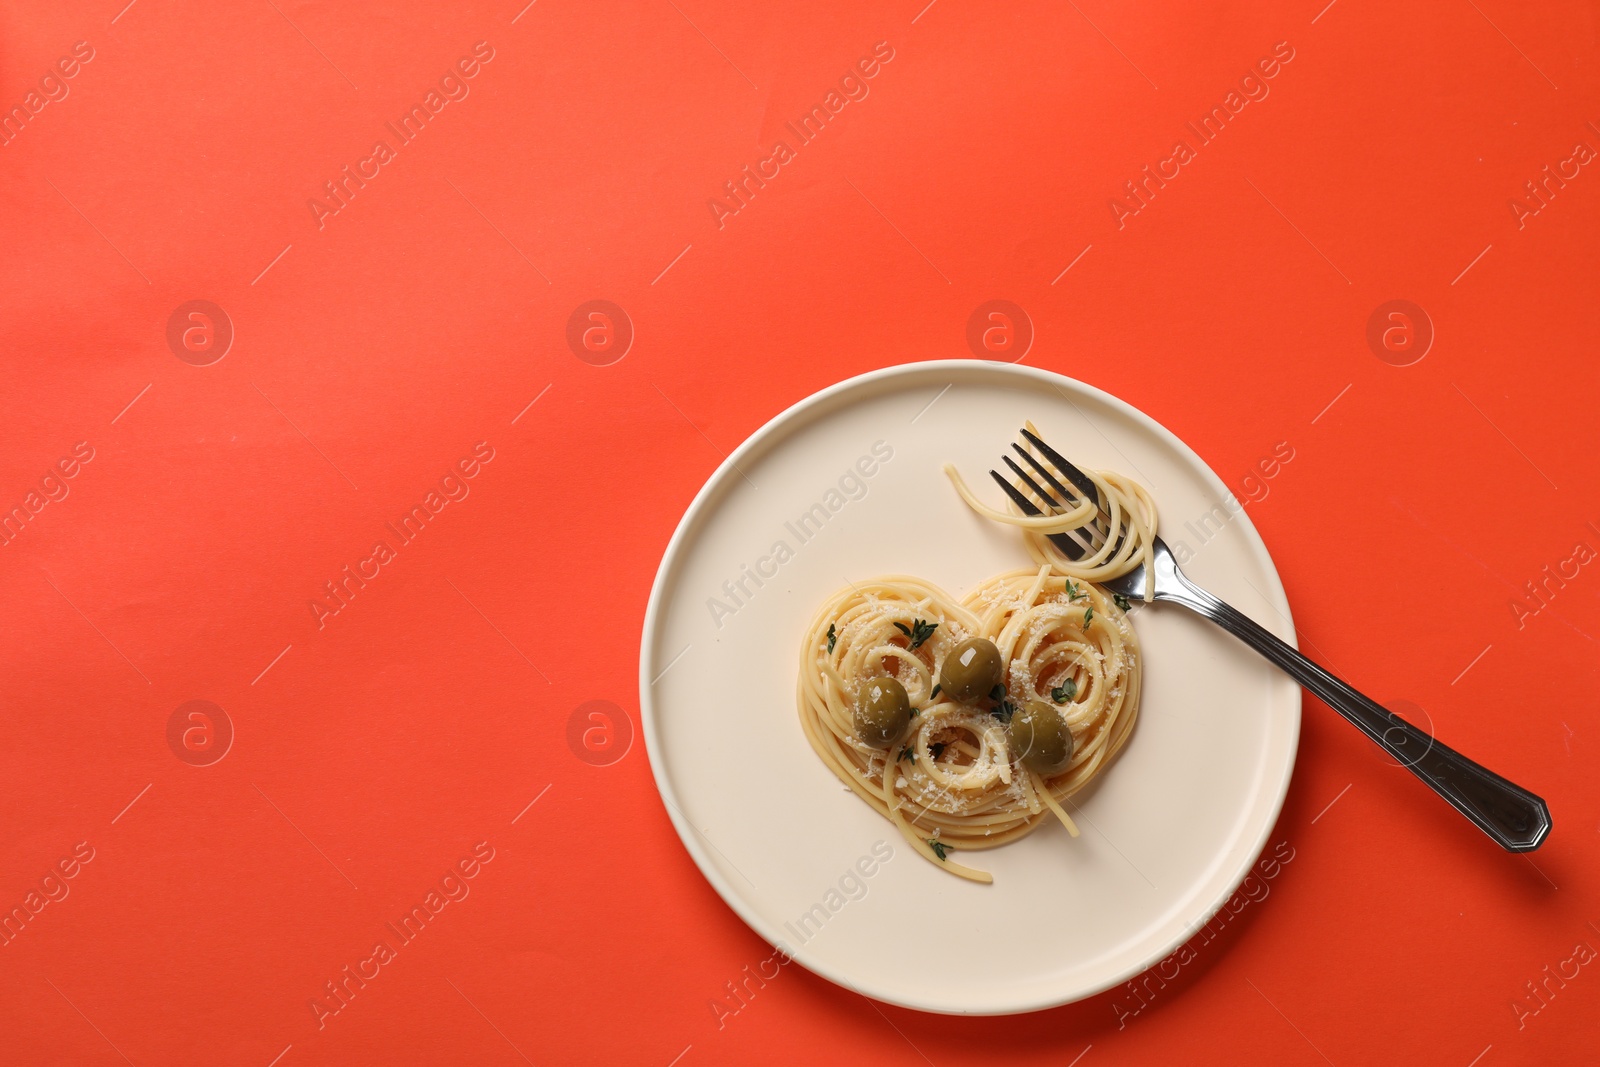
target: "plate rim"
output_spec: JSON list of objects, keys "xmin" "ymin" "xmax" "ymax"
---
[{"xmin": 638, "ymin": 358, "xmax": 1301, "ymax": 1015}]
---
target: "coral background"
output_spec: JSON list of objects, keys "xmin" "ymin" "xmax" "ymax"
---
[{"xmin": 1, "ymin": 0, "xmax": 1596, "ymax": 1063}]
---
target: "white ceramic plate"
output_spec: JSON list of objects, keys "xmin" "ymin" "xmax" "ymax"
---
[{"xmin": 640, "ymin": 360, "xmax": 1300, "ymax": 1015}]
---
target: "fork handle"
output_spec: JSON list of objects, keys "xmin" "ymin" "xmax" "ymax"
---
[{"xmin": 1161, "ymin": 577, "xmax": 1552, "ymax": 852}]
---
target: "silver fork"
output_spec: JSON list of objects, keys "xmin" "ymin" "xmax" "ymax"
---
[{"xmin": 992, "ymin": 428, "xmax": 1551, "ymax": 852}]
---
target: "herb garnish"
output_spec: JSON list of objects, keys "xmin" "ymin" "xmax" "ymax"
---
[
  {"xmin": 1066, "ymin": 581, "xmax": 1087, "ymax": 601},
  {"xmin": 928, "ymin": 839, "xmax": 950, "ymax": 861},
  {"xmin": 1082, "ymin": 606, "xmax": 1094, "ymax": 628},
  {"xmin": 990, "ymin": 700, "xmax": 1017, "ymax": 724},
  {"xmin": 1051, "ymin": 680, "xmax": 1077, "ymax": 704},
  {"xmin": 894, "ymin": 618, "xmax": 938, "ymax": 650},
  {"xmin": 929, "ymin": 684, "xmax": 941, "ymax": 700},
  {"xmin": 898, "ymin": 745, "xmax": 915, "ymax": 762},
  {"xmin": 826, "ymin": 623, "xmax": 836, "ymax": 653},
  {"xmin": 989, "ymin": 683, "xmax": 1007, "ymax": 701},
  {"xmin": 1113, "ymin": 593, "xmax": 1132, "ymax": 612}
]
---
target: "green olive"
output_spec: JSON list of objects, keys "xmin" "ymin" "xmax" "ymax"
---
[
  {"xmin": 1007, "ymin": 699, "xmax": 1073, "ymax": 776},
  {"xmin": 855, "ymin": 675, "xmax": 911, "ymax": 748},
  {"xmin": 939, "ymin": 637, "xmax": 1002, "ymax": 702}
]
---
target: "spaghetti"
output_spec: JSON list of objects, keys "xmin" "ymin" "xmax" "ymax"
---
[
  {"xmin": 942, "ymin": 422, "xmax": 1159, "ymax": 600},
  {"xmin": 796, "ymin": 438, "xmax": 1153, "ymax": 881}
]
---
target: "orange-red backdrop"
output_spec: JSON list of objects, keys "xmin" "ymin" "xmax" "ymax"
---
[{"xmin": 2, "ymin": 1, "xmax": 1597, "ymax": 1064}]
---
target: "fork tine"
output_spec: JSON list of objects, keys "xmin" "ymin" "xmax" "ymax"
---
[
  {"xmin": 1020, "ymin": 428, "xmax": 1100, "ymax": 503},
  {"xmin": 1017, "ymin": 428, "xmax": 1130, "ymax": 560},
  {"xmin": 1012, "ymin": 443, "xmax": 1078, "ymax": 507},
  {"xmin": 1002, "ymin": 456, "xmax": 1066, "ymax": 512},
  {"xmin": 990, "ymin": 468, "xmax": 1046, "ymax": 516},
  {"xmin": 988, "ymin": 469, "xmax": 1086, "ymax": 561},
  {"xmin": 1012, "ymin": 445, "xmax": 1107, "ymax": 551},
  {"xmin": 1022, "ymin": 427, "xmax": 1119, "ymax": 535}
]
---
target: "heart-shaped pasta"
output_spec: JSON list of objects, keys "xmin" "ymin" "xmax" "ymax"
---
[{"xmin": 798, "ymin": 564, "xmax": 1141, "ymax": 883}]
